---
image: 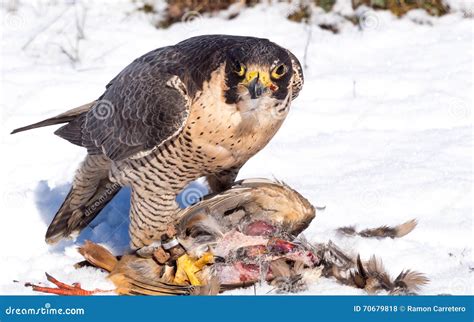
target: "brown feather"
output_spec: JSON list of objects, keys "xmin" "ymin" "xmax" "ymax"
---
[
  {"xmin": 393, "ymin": 270, "xmax": 430, "ymax": 291},
  {"xmin": 337, "ymin": 219, "xmax": 417, "ymax": 239},
  {"xmin": 77, "ymin": 241, "xmax": 118, "ymax": 272},
  {"xmin": 270, "ymin": 259, "xmax": 292, "ymax": 278},
  {"xmin": 352, "ymin": 254, "xmax": 367, "ymax": 288}
]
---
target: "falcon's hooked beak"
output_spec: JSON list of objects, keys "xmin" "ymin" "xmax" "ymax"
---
[{"xmin": 243, "ymin": 70, "xmax": 274, "ymax": 99}]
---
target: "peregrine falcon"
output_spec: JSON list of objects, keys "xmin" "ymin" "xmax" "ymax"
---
[{"xmin": 12, "ymin": 35, "xmax": 304, "ymax": 250}]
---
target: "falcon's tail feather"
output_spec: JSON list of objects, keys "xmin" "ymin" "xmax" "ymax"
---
[
  {"xmin": 10, "ymin": 101, "xmax": 94, "ymax": 134},
  {"xmin": 45, "ymin": 155, "xmax": 120, "ymax": 244}
]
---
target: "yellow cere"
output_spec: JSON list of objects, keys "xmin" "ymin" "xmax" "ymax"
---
[{"xmin": 244, "ymin": 70, "xmax": 273, "ymax": 88}]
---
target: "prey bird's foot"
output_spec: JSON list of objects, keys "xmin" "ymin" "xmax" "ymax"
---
[{"xmin": 25, "ymin": 272, "xmax": 113, "ymax": 296}]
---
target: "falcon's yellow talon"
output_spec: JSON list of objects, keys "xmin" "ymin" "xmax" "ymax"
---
[
  {"xmin": 194, "ymin": 252, "xmax": 214, "ymax": 269},
  {"xmin": 173, "ymin": 252, "xmax": 214, "ymax": 286}
]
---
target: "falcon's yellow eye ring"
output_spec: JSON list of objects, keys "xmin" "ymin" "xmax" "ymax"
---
[
  {"xmin": 235, "ymin": 63, "xmax": 246, "ymax": 77},
  {"xmin": 271, "ymin": 64, "xmax": 287, "ymax": 79}
]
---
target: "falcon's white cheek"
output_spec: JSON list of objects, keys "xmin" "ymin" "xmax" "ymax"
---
[
  {"xmin": 236, "ymin": 94, "xmax": 274, "ymax": 114},
  {"xmin": 239, "ymin": 97, "xmax": 260, "ymax": 113},
  {"xmin": 235, "ymin": 96, "xmax": 284, "ymax": 133}
]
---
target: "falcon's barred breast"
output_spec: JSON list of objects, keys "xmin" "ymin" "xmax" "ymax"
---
[{"xmin": 12, "ymin": 35, "xmax": 304, "ymax": 250}]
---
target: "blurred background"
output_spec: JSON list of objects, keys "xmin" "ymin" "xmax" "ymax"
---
[{"xmin": 0, "ymin": 0, "xmax": 472, "ymax": 295}]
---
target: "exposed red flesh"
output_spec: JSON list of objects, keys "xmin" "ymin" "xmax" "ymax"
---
[
  {"xmin": 238, "ymin": 245, "xmax": 268, "ymax": 257},
  {"xmin": 268, "ymin": 238, "xmax": 298, "ymax": 253},
  {"xmin": 234, "ymin": 262, "xmax": 274, "ymax": 282},
  {"xmin": 244, "ymin": 221, "xmax": 276, "ymax": 236},
  {"xmin": 235, "ymin": 262, "xmax": 261, "ymax": 282}
]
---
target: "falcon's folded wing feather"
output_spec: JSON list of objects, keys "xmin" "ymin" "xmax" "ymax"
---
[{"xmin": 55, "ymin": 48, "xmax": 191, "ymax": 161}]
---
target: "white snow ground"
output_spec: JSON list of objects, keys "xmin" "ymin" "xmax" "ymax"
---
[{"xmin": 0, "ymin": 1, "xmax": 472, "ymax": 295}]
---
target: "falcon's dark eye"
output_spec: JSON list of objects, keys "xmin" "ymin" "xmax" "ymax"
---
[
  {"xmin": 271, "ymin": 64, "xmax": 287, "ymax": 79},
  {"xmin": 234, "ymin": 61, "xmax": 246, "ymax": 77}
]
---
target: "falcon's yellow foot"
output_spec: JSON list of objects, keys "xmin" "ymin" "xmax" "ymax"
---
[{"xmin": 173, "ymin": 252, "xmax": 214, "ymax": 286}]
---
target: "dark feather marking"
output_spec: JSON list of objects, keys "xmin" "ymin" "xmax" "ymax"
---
[
  {"xmin": 11, "ymin": 102, "xmax": 94, "ymax": 134},
  {"xmin": 337, "ymin": 219, "xmax": 417, "ymax": 239}
]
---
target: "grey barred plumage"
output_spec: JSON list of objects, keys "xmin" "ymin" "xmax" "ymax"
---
[
  {"xmin": 12, "ymin": 35, "xmax": 304, "ymax": 250},
  {"xmin": 44, "ymin": 154, "xmax": 119, "ymax": 242}
]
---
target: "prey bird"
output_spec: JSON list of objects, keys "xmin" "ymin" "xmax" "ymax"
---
[
  {"xmin": 25, "ymin": 179, "xmax": 427, "ymax": 296},
  {"xmin": 26, "ymin": 178, "xmax": 317, "ymax": 295},
  {"xmin": 11, "ymin": 35, "xmax": 304, "ymax": 250}
]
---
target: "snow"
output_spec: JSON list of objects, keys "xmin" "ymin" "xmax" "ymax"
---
[{"xmin": 0, "ymin": 1, "xmax": 472, "ymax": 295}]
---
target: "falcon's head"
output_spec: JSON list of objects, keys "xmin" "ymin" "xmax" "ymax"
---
[
  {"xmin": 221, "ymin": 39, "xmax": 303, "ymax": 108},
  {"xmin": 175, "ymin": 35, "xmax": 303, "ymax": 114}
]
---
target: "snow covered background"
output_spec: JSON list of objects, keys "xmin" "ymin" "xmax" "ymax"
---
[{"xmin": 0, "ymin": 0, "xmax": 472, "ymax": 295}]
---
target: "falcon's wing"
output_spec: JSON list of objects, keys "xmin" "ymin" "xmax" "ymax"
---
[{"xmin": 55, "ymin": 47, "xmax": 191, "ymax": 161}]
